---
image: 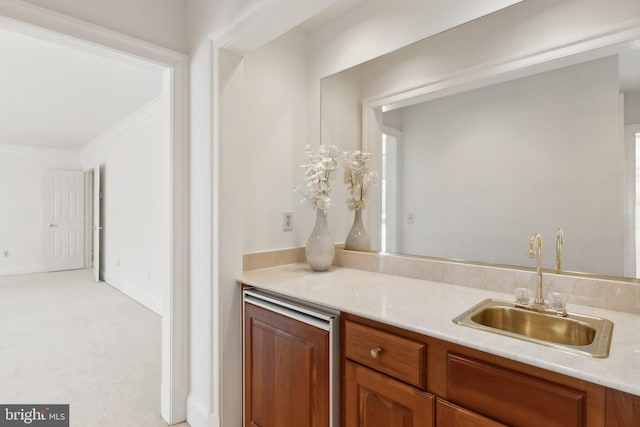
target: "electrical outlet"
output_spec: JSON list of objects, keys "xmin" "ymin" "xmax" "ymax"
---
[
  {"xmin": 3, "ymin": 250, "xmax": 8, "ymax": 257},
  {"xmin": 407, "ymin": 213, "xmax": 415, "ymax": 224},
  {"xmin": 283, "ymin": 211, "xmax": 293, "ymax": 232}
]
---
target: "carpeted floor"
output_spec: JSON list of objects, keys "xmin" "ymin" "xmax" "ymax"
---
[{"xmin": 0, "ymin": 269, "xmax": 189, "ymax": 427}]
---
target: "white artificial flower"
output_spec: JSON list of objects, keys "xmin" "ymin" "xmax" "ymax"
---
[
  {"xmin": 295, "ymin": 144, "xmax": 339, "ymax": 213},
  {"xmin": 342, "ymin": 150, "xmax": 378, "ymax": 211}
]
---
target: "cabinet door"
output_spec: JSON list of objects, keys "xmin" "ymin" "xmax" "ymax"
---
[
  {"xmin": 606, "ymin": 388, "xmax": 640, "ymax": 427},
  {"xmin": 448, "ymin": 354, "xmax": 586, "ymax": 427},
  {"xmin": 436, "ymin": 399, "xmax": 506, "ymax": 427},
  {"xmin": 244, "ymin": 302, "xmax": 329, "ymax": 427},
  {"xmin": 345, "ymin": 361, "xmax": 434, "ymax": 427}
]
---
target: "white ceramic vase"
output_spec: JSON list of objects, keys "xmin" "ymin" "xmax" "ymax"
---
[
  {"xmin": 305, "ymin": 209, "xmax": 335, "ymax": 272},
  {"xmin": 345, "ymin": 209, "xmax": 370, "ymax": 250}
]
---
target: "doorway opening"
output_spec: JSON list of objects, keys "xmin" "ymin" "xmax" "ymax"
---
[{"xmin": 0, "ymin": 10, "xmax": 187, "ymax": 424}]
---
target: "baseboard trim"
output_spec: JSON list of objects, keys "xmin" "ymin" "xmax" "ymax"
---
[
  {"xmin": 103, "ymin": 273, "xmax": 162, "ymax": 315},
  {"xmin": 186, "ymin": 395, "xmax": 220, "ymax": 427},
  {"xmin": 0, "ymin": 264, "xmax": 45, "ymax": 277}
]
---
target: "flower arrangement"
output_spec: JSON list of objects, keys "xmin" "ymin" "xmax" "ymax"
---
[
  {"xmin": 343, "ymin": 150, "xmax": 378, "ymax": 211},
  {"xmin": 296, "ymin": 144, "xmax": 339, "ymax": 214}
]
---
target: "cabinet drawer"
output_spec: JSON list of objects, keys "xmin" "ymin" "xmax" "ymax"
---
[
  {"xmin": 344, "ymin": 320, "xmax": 426, "ymax": 388},
  {"xmin": 448, "ymin": 354, "xmax": 586, "ymax": 427},
  {"xmin": 436, "ymin": 399, "xmax": 507, "ymax": 427}
]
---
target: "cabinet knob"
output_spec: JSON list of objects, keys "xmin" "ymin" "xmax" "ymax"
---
[{"xmin": 370, "ymin": 347, "xmax": 382, "ymax": 359}]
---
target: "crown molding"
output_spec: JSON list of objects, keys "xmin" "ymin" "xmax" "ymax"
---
[
  {"xmin": 79, "ymin": 95, "xmax": 166, "ymax": 156},
  {"xmin": 0, "ymin": 143, "xmax": 79, "ymax": 159},
  {"xmin": 0, "ymin": 94, "xmax": 166, "ymax": 158}
]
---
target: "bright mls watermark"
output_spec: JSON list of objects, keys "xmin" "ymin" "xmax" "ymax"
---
[{"xmin": 0, "ymin": 405, "xmax": 68, "ymax": 426}]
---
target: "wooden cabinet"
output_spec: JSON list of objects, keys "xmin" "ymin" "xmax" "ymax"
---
[
  {"xmin": 243, "ymin": 289, "xmax": 639, "ymax": 426},
  {"xmin": 344, "ymin": 361, "xmax": 434, "ymax": 426},
  {"xmin": 343, "ymin": 317, "xmax": 434, "ymax": 426},
  {"xmin": 447, "ymin": 353, "xmax": 586, "ymax": 427},
  {"xmin": 244, "ymin": 301, "xmax": 329, "ymax": 427},
  {"xmin": 342, "ymin": 313, "xmax": 613, "ymax": 427},
  {"xmin": 344, "ymin": 319, "xmax": 426, "ymax": 388},
  {"xmin": 605, "ymin": 388, "xmax": 640, "ymax": 427},
  {"xmin": 435, "ymin": 399, "xmax": 506, "ymax": 427}
]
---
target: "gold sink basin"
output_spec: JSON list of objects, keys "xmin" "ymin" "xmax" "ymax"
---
[{"xmin": 453, "ymin": 299, "xmax": 614, "ymax": 357}]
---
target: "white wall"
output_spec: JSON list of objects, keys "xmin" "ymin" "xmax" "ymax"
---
[
  {"xmin": 242, "ymin": 30, "xmax": 311, "ymax": 253},
  {"xmin": 19, "ymin": 0, "xmax": 187, "ymax": 53},
  {"xmin": 187, "ymin": 24, "xmax": 315, "ymax": 427},
  {"xmin": 80, "ymin": 96, "xmax": 170, "ymax": 315},
  {"xmin": 398, "ymin": 57, "xmax": 623, "ymax": 276},
  {"xmin": 0, "ymin": 146, "xmax": 80, "ymax": 275}
]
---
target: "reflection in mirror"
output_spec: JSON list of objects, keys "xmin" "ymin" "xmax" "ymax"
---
[
  {"xmin": 321, "ymin": 31, "xmax": 640, "ymax": 279},
  {"xmin": 384, "ymin": 56, "xmax": 625, "ymax": 276},
  {"xmin": 381, "ymin": 127, "xmax": 401, "ymax": 253}
]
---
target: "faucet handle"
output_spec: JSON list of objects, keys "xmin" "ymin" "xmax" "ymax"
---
[
  {"xmin": 515, "ymin": 288, "xmax": 532, "ymax": 305},
  {"xmin": 549, "ymin": 292, "xmax": 568, "ymax": 313}
]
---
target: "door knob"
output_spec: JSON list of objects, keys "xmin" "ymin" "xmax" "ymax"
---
[
  {"xmin": 93, "ymin": 226, "xmax": 103, "ymax": 230},
  {"xmin": 47, "ymin": 224, "xmax": 58, "ymax": 228}
]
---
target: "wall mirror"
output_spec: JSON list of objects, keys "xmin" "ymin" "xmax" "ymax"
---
[{"xmin": 321, "ymin": 21, "xmax": 640, "ymax": 280}]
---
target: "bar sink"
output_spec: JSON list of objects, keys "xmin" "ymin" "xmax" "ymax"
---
[{"xmin": 453, "ymin": 299, "xmax": 614, "ymax": 357}]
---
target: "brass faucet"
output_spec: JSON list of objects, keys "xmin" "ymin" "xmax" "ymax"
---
[
  {"xmin": 528, "ymin": 233, "xmax": 544, "ymax": 306},
  {"xmin": 556, "ymin": 228, "xmax": 564, "ymax": 272}
]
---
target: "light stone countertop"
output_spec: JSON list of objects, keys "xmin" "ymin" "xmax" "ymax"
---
[{"xmin": 240, "ymin": 263, "xmax": 640, "ymax": 397}]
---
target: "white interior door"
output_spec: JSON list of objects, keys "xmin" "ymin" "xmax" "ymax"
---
[
  {"xmin": 45, "ymin": 170, "xmax": 85, "ymax": 272},
  {"xmin": 93, "ymin": 165, "xmax": 102, "ymax": 282}
]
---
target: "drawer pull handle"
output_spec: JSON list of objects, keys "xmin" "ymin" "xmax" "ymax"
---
[{"xmin": 370, "ymin": 347, "xmax": 382, "ymax": 359}]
